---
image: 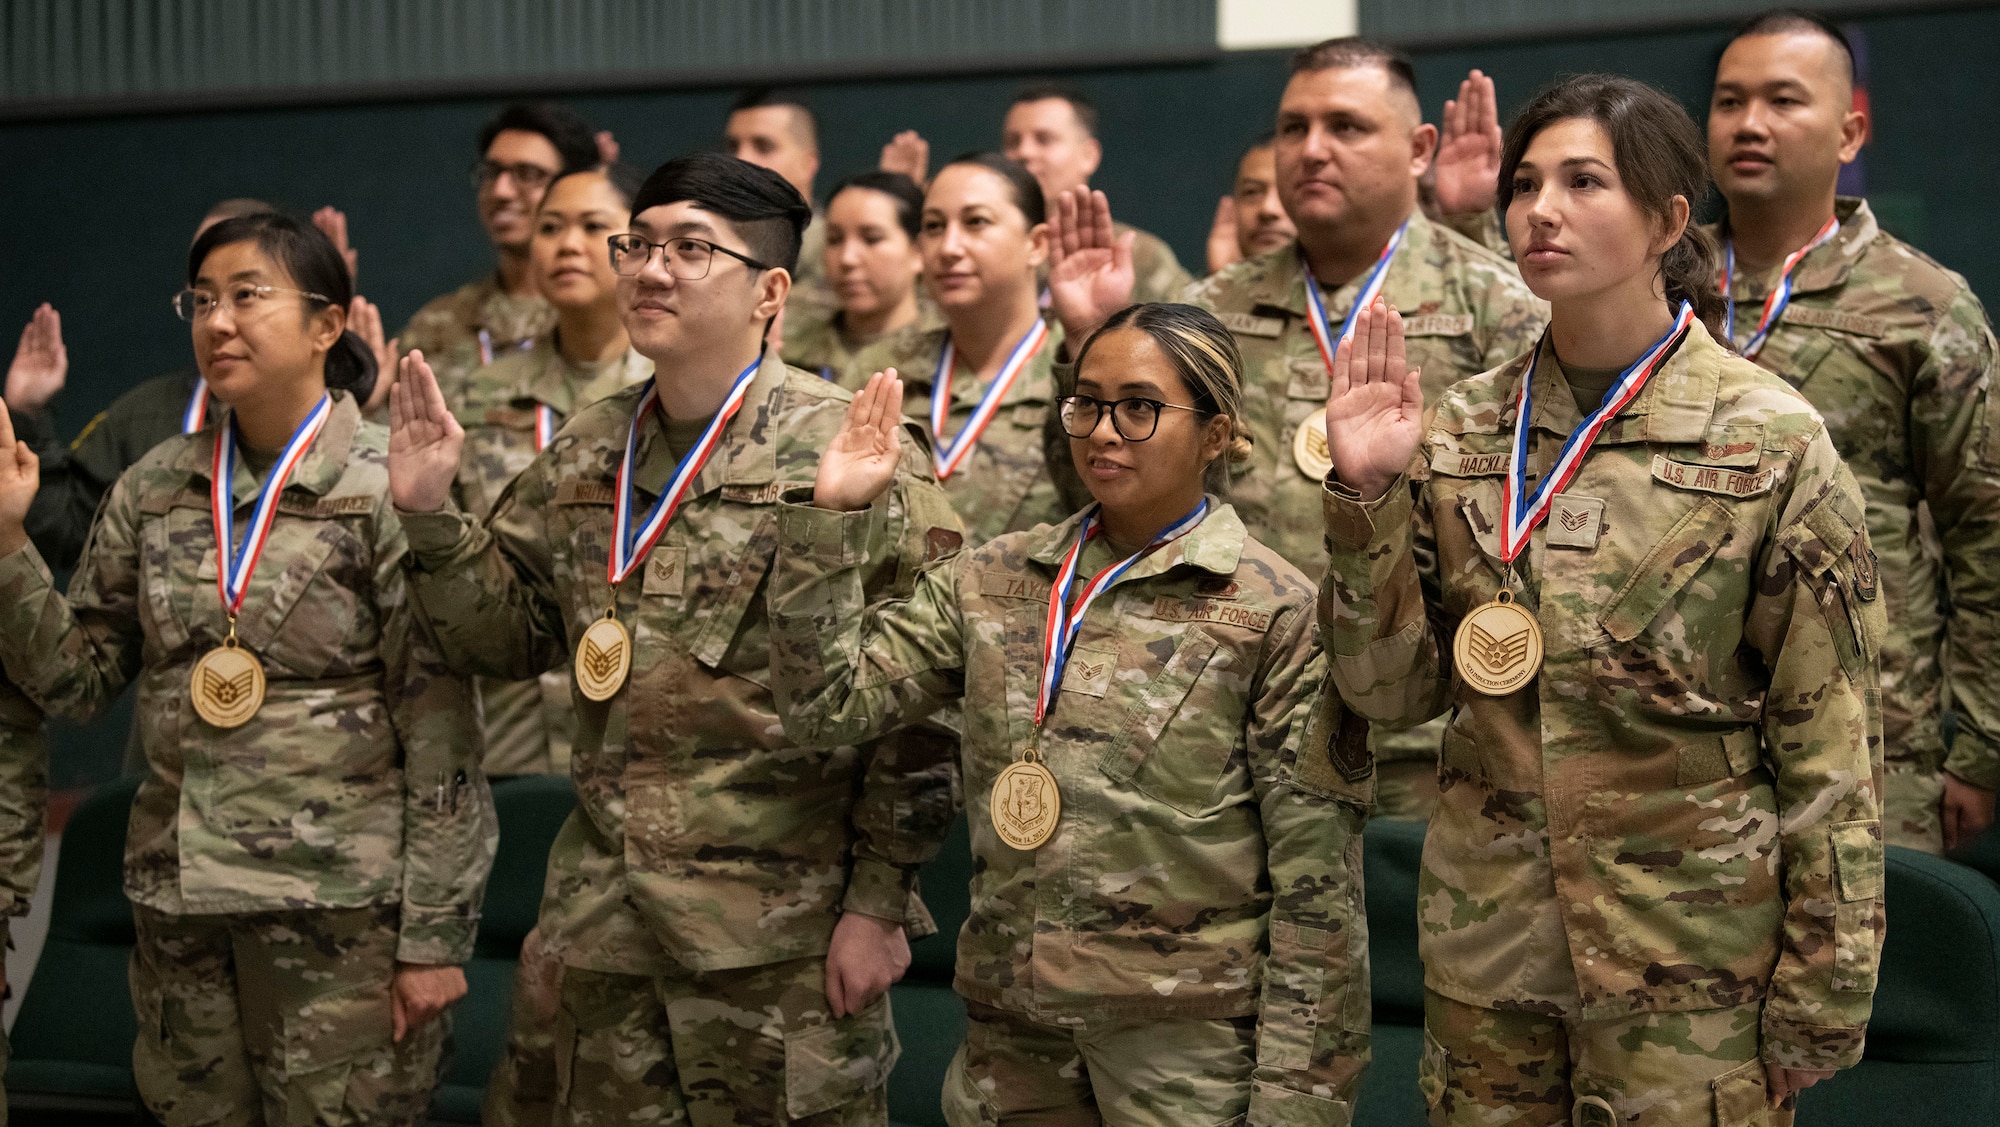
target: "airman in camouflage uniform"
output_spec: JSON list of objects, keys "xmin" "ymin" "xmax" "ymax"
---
[
  {"xmin": 1320, "ymin": 318, "xmax": 1886, "ymax": 1123},
  {"xmin": 0, "ymin": 390, "xmax": 495, "ymax": 1125},
  {"xmin": 770, "ymin": 495, "xmax": 1371, "ymax": 1127},
  {"xmin": 398, "ymin": 276, "xmax": 554, "ymax": 424},
  {"xmin": 452, "ymin": 337, "xmax": 652, "ymax": 778},
  {"xmin": 1121, "ymin": 223, "xmax": 1195, "ymax": 306},
  {"xmin": 846, "ymin": 321, "xmax": 1071, "ymax": 545},
  {"xmin": 397, "ymin": 353, "xmax": 962, "ymax": 1125},
  {"xmin": 0, "ymin": 675, "xmax": 48, "ymax": 1124},
  {"xmin": 784, "ymin": 303, "xmax": 943, "ymax": 388}
]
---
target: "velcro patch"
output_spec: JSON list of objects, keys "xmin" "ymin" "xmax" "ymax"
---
[
  {"xmin": 1651, "ymin": 455, "xmax": 1775, "ymax": 498},
  {"xmin": 1781, "ymin": 305, "xmax": 1889, "ymax": 339},
  {"xmin": 1062, "ymin": 646, "xmax": 1118, "ymax": 697},
  {"xmin": 642, "ymin": 547, "xmax": 685, "ymax": 598},
  {"xmin": 926, "ymin": 527, "xmax": 964, "ymax": 562},
  {"xmin": 555, "ymin": 481, "xmax": 617, "ymax": 506},
  {"xmin": 1152, "ymin": 597, "xmax": 1273, "ymax": 632},
  {"xmin": 278, "ymin": 494, "xmax": 374, "ymax": 518},
  {"xmin": 1430, "ymin": 450, "xmax": 1510, "ymax": 477},
  {"xmin": 1403, "ymin": 313, "xmax": 1474, "ymax": 337},
  {"xmin": 978, "ymin": 572, "xmax": 1050, "ymax": 601},
  {"xmin": 1215, "ymin": 311, "xmax": 1285, "ymax": 338},
  {"xmin": 720, "ymin": 483, "xmax": 787, "ymax": 505}
]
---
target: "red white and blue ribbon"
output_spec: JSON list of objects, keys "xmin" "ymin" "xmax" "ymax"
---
[
  {"xmin": 1299, "ymin": 218, "xmax": 1408, "ymax": 373},
  {"xmin": 1499, "ymin": 301, "xmax": 1696, "ymax": 564},
  {"xmin": 210, "ymin": 393, "xmax": 333, "ymax": 618},
  {"xmin": 1721, "ymin": 215, "xmax": 1840, "ymax": 360},
  {"xmin": 930, "ymin": 318, "xmax": 1049, "ymax": 481},
  {"xmin": 183, "ymin": 380, "xmax": 210, "ymax": 434},
  {"xmin": 1034, "ymin": 499, "xmax": 1207, "ymax": 725},
  {"xmin": 534, "ymin": 404, "xmax": 558, "ymax": 451},
  {"xmin": 607, "ymin": 360, "xmax": 759, "ymax": 586}
]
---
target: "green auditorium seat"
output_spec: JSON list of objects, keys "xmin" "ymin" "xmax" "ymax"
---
[
  {"xmin": 1356, "ymin": 816, "xmax": 1428, "ymax": 1127},
  {"xmin": 428, "ymin": 774, "xmax": 577, "ymax": 1123},
  {"xmin": 888, "ymin": 813, "xmax": 973, "ymax": 1127},
  {"xmin": 8, "ymin": 773, "xmax": 141, "ymax": 1117}
]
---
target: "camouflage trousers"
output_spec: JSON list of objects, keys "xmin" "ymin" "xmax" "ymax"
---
[
  {"xmin": 550, "ymin": 955, "xmax": 898, "ymax": 1126},
  {"xmin": 129, "ymin": 903, "xmax": 447, "ymax": 1127},
  {"xmin": 1420, "ymin": 991, "xmax": 1789, "ymax": 1127},
  {"xmin": 941, "ymin": 1000, "xmax": 1262, "ymax": 1127},
  {"xmin": 1882, "ymin": 759, "xmax": 1943, "ymax": 854},
  {"xmin": 484, "ymin": 928, "xmax": 564, "ymax": 1127}
]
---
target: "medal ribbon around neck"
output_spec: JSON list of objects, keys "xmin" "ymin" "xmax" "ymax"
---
[
  {"xmin": 1722, "ymin": 215, "xmax": 1839, "ymax": 359},
  {"xmin": 1299, "ymin": 218, "xmax": 1408, "ymax": 372},
  {"xmin": 534, "ymin": 404, "xmax": 557, "ymax": 451},
  {"xmin": 607, "ymin": 360, "xmax": 759, "ymax": 587},
  {"xmin": 1499, "ymin": 301, "xmax": 1696, "ymax": 564},
  {"xmin": 930, "ymin": 317, "xmax": 1049, "ymax": 481},
  {"xmin": 183, "ymin": 379, "xmax": 210, "ymax": 434},
  {"xmin": 1034, "ymin": 500, "xmax": 1207, "ymax": 725},
  {"xmin": 210, "ymin": 393, "xmax": 333, "ymax": 619}
]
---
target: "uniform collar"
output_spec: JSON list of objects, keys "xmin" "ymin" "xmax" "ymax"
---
[
  {"xmin": 910, "ymin": 319, "xmax": 1065, "ymax": 410},
  {"xmin": 1024, "ymin": 497, "xmax": 1246, "ymax": 582},
  {"xmin": 1266, "ymin": 208, "xmax": 1434, "ymax": 318},
  {"xmin": 1715, "ymin": 196, "xmax": 1874, "ymax": 300},
  {"xmin": 630, "ymin": 349, "xmax": 788, "ymax": 497},
  {"xmin": 180, "ymin": 389, "xmax": 359, "ymax": 502},
  {"xmin": 519, "ymin": 335, "xmax": 646, "ymax": 415},
  {"xmin": 1518, "ymin": 318, "xmax": 1726, "ymax": 445}
]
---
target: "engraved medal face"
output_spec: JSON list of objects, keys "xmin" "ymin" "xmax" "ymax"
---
[
  {"xmin": 1452, "ymin": 595, "xmax": 1543, "ymax": 697},
  {"xmin": 574, "ymin": 615, "xmax": 632, "ymax": 702},
  {"xmin": 990, "ymin": 760, "xmax": 1061, "ymax": 851},
  {"xmin": 190, "ymin": 643, "xmax": 265, "ymax": 729},
  {"xmin": 1293, "ymin": 412, "xmax": 1334, "ymax": 481}
]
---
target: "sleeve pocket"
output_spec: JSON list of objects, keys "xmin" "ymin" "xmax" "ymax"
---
[
  {"xmin": 784, "ymin": 993, "xmax": 900, "ymax": 1119},
  {"xmin": 1256, "ymin": 919, "xmax": 1333, "ymax": 1071},
  {"xmin": 1831, "ymin": 819, "xmax": 1885, "ymax": 994}
]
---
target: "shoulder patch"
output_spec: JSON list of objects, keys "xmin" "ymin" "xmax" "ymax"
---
[
  {"xmin": 1651, "ymin": 454, "xmax": 1776, "ymax": 498},
  {"xmin": 1781, "ymin": 306, "xmax": 1889, "ymax": 339}
]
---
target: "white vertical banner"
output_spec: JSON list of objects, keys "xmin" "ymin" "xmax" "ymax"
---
[{"xmin": 1218, "ymin": 0, "xmax": 1359, "ymax": 49}]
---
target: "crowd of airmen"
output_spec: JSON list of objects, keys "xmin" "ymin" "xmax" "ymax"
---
[{"xmin": 0, "ymin": 7, "xmax": 1989, "ymax": 1125}]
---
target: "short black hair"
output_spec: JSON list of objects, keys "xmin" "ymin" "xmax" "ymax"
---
[
  {"xmin": 1290, "ymin": 37, "xmax": 1420, "ymax": 104},
  {"xmin": 542, "ymin": 162, "xmax": 647, "ymax": 214},
  {"xmin": 630, "ymin": 152, "xmax": 813, "ymax": 273},
  {"xmin": 1244, "ymin": 130, "xmax": 1277, "ymax": 155},
  {"xmin": 1010, "ymin": 81, "xmax": 1098, "ymax": 138},
  {"xmin": 938, "ymin": 152, "xmax": 1046, "ymax": 228},
  {"xmin": 729, "ymin": 86, "xmax": 818, "ymax": 148},
  {"xmin": 827, "ymin": 170, "xmax": 925, "ymax": 240},
  {"xmin": 1730, "ymin": 8, "xmax": 1857, "ymax": 85},
  {"xmin": 186, "ymin": 212, "xmax": 377, "ymax": 401},
  {"xmin": 476, "ymin": 102, "xmax": 599, "ymax": 174}
]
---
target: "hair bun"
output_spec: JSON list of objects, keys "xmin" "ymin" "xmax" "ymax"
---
[
  {"xmin": 325, "ymin": 329, "xmax": 379, "ymax": 405},
  {"xmin": 1227, "ymin": 428, "xmax": 1255, "ymax": 464}
]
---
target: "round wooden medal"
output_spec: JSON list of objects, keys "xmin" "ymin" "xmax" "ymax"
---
[
  {"xmin": 1452, "ymin": 589, "xmax": 1543, "ymax": 697},
  {"xmin": 990, "ymin": 759, "xmax": 1061, "ymax": 851},
  {"xmin": 1292, "ymin": 412, "xmax": 1334, "ymax": 481},
  {"xmin": 574, "ymin": 613, "xmax": 632, "ymax": 702},
  {"xmin": 190, "ymin": 640, "xmax": 265, "ymax": 729}
]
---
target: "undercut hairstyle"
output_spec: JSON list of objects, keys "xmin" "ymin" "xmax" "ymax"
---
[
  {"xmin": 1010, "ymin": 81, "xmax": 1099, "ymax": 138},
  {"xmin": 1730, "ymin": 8, "xmax": 1857, "ymax": 86},
  {"xmin": 186, "ymin": 212, "xmax": 377, "ymax": 402},
  {"xmin": 938, "ymin": 152, "xmax": 1047, "ymax": 228},
  {"xmin": 541, "ymin": 162, "xmax": 646, "ymax": 214},
  {"xmin": 477, "ymin": 102, "xmax": 600, "ymax": 174},
  {"xmin": 204, "ymin": 198, "xmax": 274, "ymax": 224},
  {"xmin": 1290, "ymin": 36, "xmax": 1420, "ymax": 103},
  {"xmin": 1074, "ymin": 303, "xmax": 1254, "ymax": 489},
  {"xmin": 1498, "ymin": 74, "xmax": 1725, "ymax": 328},
  {"xmin": 729, "ymin": 86, "xmax": 819, "ymax": 149},
  {"xmin": 631, "ymin": 152, "xmax": 813, "ymax": 273},
  {"xmin": 828, "ymin": 170, "xmax": 925, "ymax": 240}
]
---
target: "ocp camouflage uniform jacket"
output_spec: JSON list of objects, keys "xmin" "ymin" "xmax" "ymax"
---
[
  {"xmin": 0, "ymin": 392, "xmax": 495, "ymax": 964},
  {"xmin": 450, "ymin": 334, "xmax": 652, "ymax": 777},
  {"xmin": 1318, "ymin": 320, "xmax": 1886, "ymax": 1071},
  {"xmin": 0, "ymin": 676, "xmax": 47, "ymax": 953},
  {"xmin": 771, "ymin": 499, "xmax": 1372, "ymax": 1124},
  {"xmin": 396, "ymin": 274, "xmax": 554, "ymax": 421},
  {"xmin": 846, "ymin": 321, "xmax": 1070, "ymax": 545},
  {"xmin": 399, "ymin": 353, "xmax": 963, "ymax": 975},
  {"xmin": 1707, "ymin": 197, "xmax": 2000, "ymax": 789}
]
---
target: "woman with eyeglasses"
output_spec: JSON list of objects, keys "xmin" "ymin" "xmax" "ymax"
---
[
  {"xmin": 783, "ymin": 170, "xmax": 934, "ymax": 384},
  {"xmin": 1319, "ymin": 76, "xmax": 1883, "ymax": 1122},
  {"xmin": 843, "ymin": 152, "xmax": 1067, "ymax": 545},
  {"xmin": 0, "ymin": 212, "xmax": 493, "ymax": 1126},
  {"xmin": 768, "ymin": 302, "xmax": 1371, "ymax": 1124}
]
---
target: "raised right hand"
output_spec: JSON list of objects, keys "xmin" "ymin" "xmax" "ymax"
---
[
  {"xmin": 1324, "ymin": 298, "xmax": 1424, "ymax": 502},
  {"xmin": 1046, "ymin": 186, "xmax": 1136, "ymax": 345},
  {"xmin": 5, "ymin": 303, "xmax": 67, "ymax": 415},
  {"xmin": 878, "ymin": 130, "xmax": 931, "ymax": 187},
  {"xmin": 0, "ymin": 399, "xmax": 40, "ymax": 557},
  {"xmin": 1206, "ymin": 195, "xmax": 1242, "ymax": 276},
  {"xmin": 387, "ymin": 351, "xmax": 464, "ymax": 513},
  {"xmin": 815, "ymin": 371, "xmax": 905, "ymax": 513}
]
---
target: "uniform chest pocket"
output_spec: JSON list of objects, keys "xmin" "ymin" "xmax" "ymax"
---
[
  {"xmin": 239, "ymin": 517, "xmax": 365, "ymax": 679},
  {"xmin": 1097, "ymin": 629, "xmax": 1244, "ymax": 817},
  {"xmin": 684, "ymin": 508, "xmax": 780, "ymax": 678},
  {"xmin": 1599, "ymin": 498, "xmax": 1736, "ymax": 644}
]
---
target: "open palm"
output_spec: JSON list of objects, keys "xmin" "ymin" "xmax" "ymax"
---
[
  {"xmin": 1433, "ymin": 70, "xmax": 1503, "ymax": 217},
  {"xmin": 816, "ymin": 370, "xmax": 906, "ymax": 513},
  {"xmin": 1324, "ymin": 299, "xmax": 1424, "ymax": 502},
  {"xmin": 387, "ymin": 351, "xmax": 465, "ymax": 512},
  {"xmin": 1046, "ymin": 187, "xmax": 1136, "ymax": 345},
  {"xmin": 6, "ymin": 304, "xmax": 67, "ymax": 414}
]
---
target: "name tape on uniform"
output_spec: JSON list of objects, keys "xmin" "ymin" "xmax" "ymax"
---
[{"xmin": 1650, "ymin": 454, "xmax": 1776, "ymax": 498}]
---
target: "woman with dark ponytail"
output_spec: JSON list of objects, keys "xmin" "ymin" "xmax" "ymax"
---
[
  {"xmin": 0, "ymin": 211, "xmax": 493, "ymax": 1125},
  {"xmin": 1318, "ymin": 75, "xmax": 1884, "ymax": 1123}
]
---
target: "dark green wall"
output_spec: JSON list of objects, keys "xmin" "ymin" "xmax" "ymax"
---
[{"xmin": 4, "ymin": 5, "xmax": 1997, "ymax": 784}]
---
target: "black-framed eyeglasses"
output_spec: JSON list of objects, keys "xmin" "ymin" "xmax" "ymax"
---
[
  {"xmin": 172, "ymin": 284, "xmax": 331, "ymax": 322},
  {"xmin": 607, "ymin": 233, "xmax": 771, "ymax": 280},
  {"xmin": 470, "ymin": 160, "xmax": 559, "ymax": 192},
  {"xmin": 1057, "ymin": 394, "xmax": 1204, "ymax": 441}
]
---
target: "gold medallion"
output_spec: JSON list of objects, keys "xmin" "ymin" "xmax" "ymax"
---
[
  {"xmin": 190, "ymin": 639, "xmax": 265, "ymax": 728},
  {"xmin": 1452, "ymin": 589, "xmax": 1543, "ymax": 697},
  {"xmin": 990, "ymin": 759, "xmax": 1061, "ymax": 851},
  {"xmin": 575, "ymin": 613, "xmax": 632, "ymax": 702},
  {"xmin": 1293, "ymin": 412, "xmax": 1333, "ymax": 480}
]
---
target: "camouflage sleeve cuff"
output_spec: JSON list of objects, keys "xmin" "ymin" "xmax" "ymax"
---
[
  {"xmin": 0, "ymin": 543, "xmax": 54, "ymax": 623},
  {"xmin": 395, "ymin": 900, "xmax": 479, "ymax": 965},
  {"xmin": 841, "ymin": 857, "xmax": 927, "ymax": 933},
  {"xmin": 1945, "ymin": 730, "xmax": 2000, "ymax": 791},
  {"xmin": 1321, "ymin": 473, "xmax": 1414, "ymax": 552},
  {"xmin": 1761, "ymin": 1011, "xmax": 1867, "ymax": 1072},
  {"xmin": 776, "ymin": 498, "xmax": 886, "ymax": 571},
  {"xmin": 395, "ymin": 506, "xmax": 479, "ymax": 571}
]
